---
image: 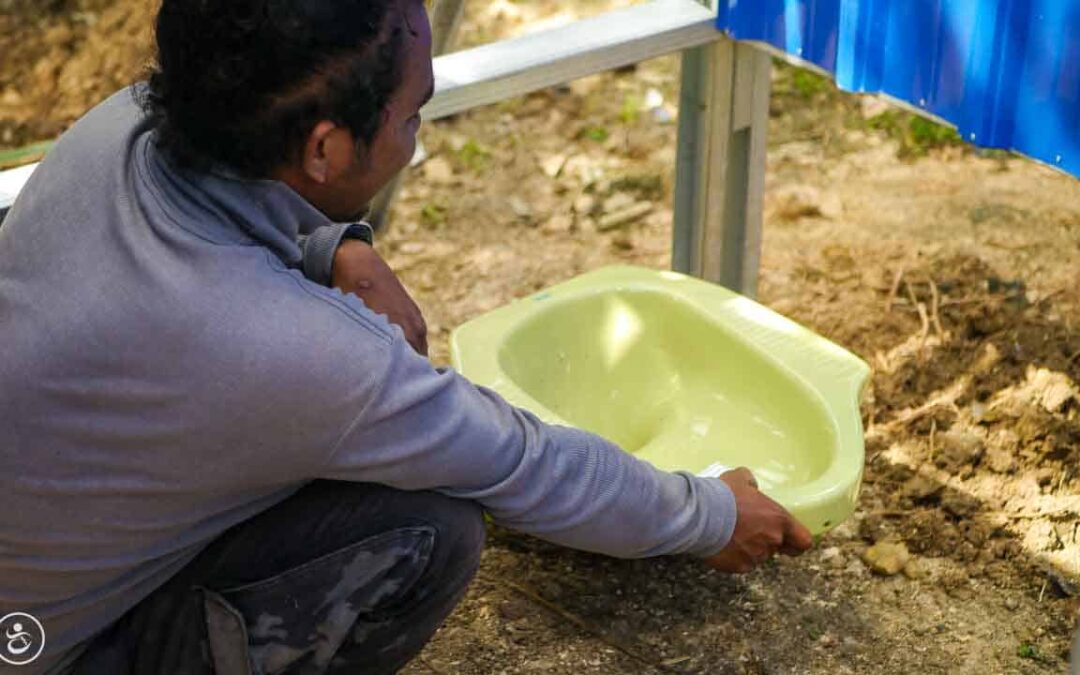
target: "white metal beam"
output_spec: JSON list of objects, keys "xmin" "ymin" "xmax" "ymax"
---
[
  {"xmin": 2, "ymin": 0, "xmax": 720, "ymax": 223},
  {"xmin": 423, "ymin": 0, "xmax": 718, "ymax": 121},
  {"xmin": 0, "ymin": 163, "xmax": 36, "ymax": 221}
]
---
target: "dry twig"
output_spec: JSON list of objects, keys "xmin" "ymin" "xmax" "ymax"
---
[
  {"xmin": 885, "ymin": 266, "xmax": 906, "ymax": 313},
  {"xmin": 927, "ymin": 419, "xmax": 938, "ymax": 465},
  {"xmin": 905, "ymin": 280, "xmax": 931, "ymax": 350},
  {"xmin": 927, "ymin": 277, "xmax": 944, "ymax": 337}
]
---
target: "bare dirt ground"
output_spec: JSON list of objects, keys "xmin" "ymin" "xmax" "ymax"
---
[{"xmin": 3, "ymin": 1, "xmax": 1079, "ymax": 673}]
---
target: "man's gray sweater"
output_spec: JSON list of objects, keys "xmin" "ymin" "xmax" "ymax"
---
[{"xmin": 0, "ymin": 88, "xmax": 736, "ymax": 670}]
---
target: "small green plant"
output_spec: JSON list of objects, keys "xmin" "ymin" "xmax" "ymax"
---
[
  {"xmin": 420, "ymin": 203, "xmax": 447, "ymax": 227},
  {"xmin": 1016, "ymin": 642, "xmax": 1038, "ymax": 659},
  {"xmin": 618, "ymin": 93, "xmax": 641, "ymax": 125},
  {"xmin": 791, "ymin": 69, "xmax": 831, "ymax": 98},
  {"xmin": 866, "ymin": 110, "xmax": 963, "ymax": 157},
  {"xmin": 801, "ymin": 617, "xmax": 826, "ymax": 641},
  {"xmin": 580, "ymin": 126, "xmax": 610, "ymax": 143},
  {"xmin": 456, "ymin": 139, "xmax": 491, "ymax": 171},
  {"xmin": 908, "ymin": 116, "xmax": 962, "ymax": 149}
]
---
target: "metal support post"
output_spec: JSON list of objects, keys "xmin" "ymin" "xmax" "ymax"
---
[{"xmin": 672, "ymin": 38, "xmax": 770, "ymax": 297}]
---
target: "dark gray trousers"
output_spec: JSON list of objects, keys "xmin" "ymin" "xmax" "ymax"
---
[{"xmin": 72, "ymin": 481, "xmax": 485, "ymax": 674}]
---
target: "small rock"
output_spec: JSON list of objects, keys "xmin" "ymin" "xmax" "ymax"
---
[
  {"xmin": 819, "ymin": 192, "xmax": 844, "ymax": 219},
  {"xmin": 0, "ymin": 88, "xmax": 22, "ymax": 106},
  {"xmin": 902, "ymin": 475, "xmax": 943, "ymax": 501},
  {"xmin": 508, "ymin": 196, "xmax": 533, "ymax": 222},
  {"xmin": 44, "ymin": 24, "xmax": 75, "ymax": 48},
  {"xmin": 602, "ymin": 192, "xmax": 635, "ymax": 214},
  {"xmin": 541, "ymin": 214, "xmax": 573, "ymax": 234},
  {"xmin": 862, "ymin": 541, "xmax": 910, "ymax": 576},
  {"xmin": 1004, "ymin": 597, "xmax": 1019, "ymax": 611},
  {"xmin": 941, "ymin": 491, "xmax": 980, "ymax": 518},
  {"xmin": 573, "ymin": 194, "xmax": 596, "ymax": 216},
  {"xmin": 820, "ymin": 546, "xmax": 846, "ymax": 569},
  {"xmin": 984, "ymin": 445, "xmax": 1016, "ymax": 473},
  {"xmin": 972, "ymin": 343, "xmax": 1002, "ymax": 375},
  {"xmin": 935, "ymin": 431, "xmax": 984, "ymax": 469},
  {"xmin": 422, "ymin": 156, "xmax": 455, "ymax": 184},
  {"xmin": 970, "ymin": 401, "xmax": 988, "ymax": 422},
  {"xmin": 902, "ymin": 558, "xmax": 929, "ymax": 580},
  {"xmin": 769, "ymin": 185, "xmax": 824, "ymax": 221},
  {"xmin": 772, "ymin": 141, "xmax": 821, "ymax": 166},
  {"xmin": 844, "ymin": 559, "xmax": 868, "ymax": 577},
  {"xmin": 598, "ymin": 202, "xmax": 653, "ymax": 232},
  {"xmin": 860, "ymin": 96, "xmax": 891, "ymax": 119},
  {"xmin": 1029, "ymin": 368, "xmax": 1079, "ymax": 413},
  {"xmin": 540, "ymin": 154, "xmax": 567, "ymax": 178},
  {"xmin": 1035, "ymin": 466, "xmax": 1057, "ymax": 486}
]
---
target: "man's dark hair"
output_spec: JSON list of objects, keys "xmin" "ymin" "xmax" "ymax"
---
[{"xmin": 143, "ymin": 0, "xmax": 407, "ymax": 177}]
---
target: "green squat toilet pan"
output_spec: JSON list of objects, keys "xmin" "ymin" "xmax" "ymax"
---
[{"xmin": 450, "ymin": 265, "xmax": 871, "ymax": 534}]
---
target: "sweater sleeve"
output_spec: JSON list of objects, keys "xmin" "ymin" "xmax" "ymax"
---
[
  {"xmin": 319, "ymin": 332, "xmax": 738, "ymax": 558},
  {"xmin": 298, "ymin": 222, "xmax": 376, "ymax": 287},
  {"xmin": 297, "ymin": 223, "xmax": 353, "ymax": 287}
]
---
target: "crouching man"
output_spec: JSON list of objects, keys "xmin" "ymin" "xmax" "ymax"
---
[{"xmin": 0, "ymin": 0, "xmax": 812, "ymax": 672}]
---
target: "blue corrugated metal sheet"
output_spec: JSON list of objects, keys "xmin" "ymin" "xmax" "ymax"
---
[{"xmin": 717, "ymin": 0, "xmax": 1080, "ymax": 178}]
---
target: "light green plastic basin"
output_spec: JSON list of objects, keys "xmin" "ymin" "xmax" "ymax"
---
[{"xmin": 450, "ymin": 265, "xmax": 870, "ymax": 534}]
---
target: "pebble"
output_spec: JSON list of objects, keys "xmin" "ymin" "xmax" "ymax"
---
[
  {"xmin": 601, "ymin": 192, "xmax": 635, "ymax": 214},
  {"xmin": 421, "ymin": 156, "xmax": 455, "ymax": 184},
  {"xmin": 1004, "ymin": 597, "xmax": 1019, "ymax": 611},
  {"xmin": 902, "ymin": 558, "xmax": 929, "ymax": 580},
  {"xmin": 540, "ymin": 154, "xmax": 567, "ymax": 178},
  {"xmin": 984, "ymin": 445, "xmax": 1016, "ymax": 474},
  {"xmin": 598, "ymin": 203, "xmax": 652, "ymax": 232},
  {"xmin": 508, "ymin": 196, "xmax": 533, "ymax": 222},
  {"xmin": 935, "ymin": 431, "xmax": 984, "ymax": 469},
  {"xmin": 862, "ymin": 541, "xmax": 910, "ymax": 576}
]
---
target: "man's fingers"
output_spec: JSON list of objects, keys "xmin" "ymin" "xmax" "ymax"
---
[
  {"xmin": 780, "ymin": 516, "xmax": 814, "ymax": 555},
  {"xmin": 722, "ymin": 467, "xmax": 758, "ymax": 489}
]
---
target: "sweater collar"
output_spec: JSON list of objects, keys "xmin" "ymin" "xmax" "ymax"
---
[{"xmin": 139, "ymin": 133, "xmax": 332, "ymax": 265}]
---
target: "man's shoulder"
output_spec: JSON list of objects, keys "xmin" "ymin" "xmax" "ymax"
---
[
  {"xmin": 52, "ymin": 86, "xmax": 147, "ymax": 162},
  {"xmin": 10, "ymin": 86, "xmax": 147, "ymax": 213},
  {"xmin": 201, "ymin": 252, "xmax": 399, "ymax": 373}
]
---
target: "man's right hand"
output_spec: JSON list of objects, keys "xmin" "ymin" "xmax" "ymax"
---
[{"xmin": 705, "ymin": 467, "xmax": 814, "ymax": 574}]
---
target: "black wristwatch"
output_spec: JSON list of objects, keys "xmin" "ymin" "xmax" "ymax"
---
[{"xmin": 342, "ymin": 221, "xmax": 375, "ymax": 246}]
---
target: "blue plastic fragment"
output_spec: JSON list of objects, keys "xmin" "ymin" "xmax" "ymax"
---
[{"xmin": 716, "ymin": 0, "xmax": 1080, "ymax": 178}]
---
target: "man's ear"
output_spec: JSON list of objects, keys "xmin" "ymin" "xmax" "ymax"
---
[{"xmin": 301, "ymin": 120, "xmax": 357, "ymax": 184}]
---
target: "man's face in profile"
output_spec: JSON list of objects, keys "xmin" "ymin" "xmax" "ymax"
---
[{"xmin": 336, "ymin": 0, "xmax": 435, "ymax": 221}]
